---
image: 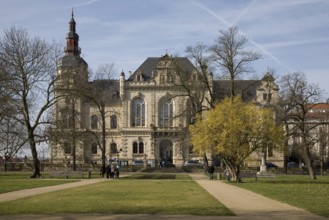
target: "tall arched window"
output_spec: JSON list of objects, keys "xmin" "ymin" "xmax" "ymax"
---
[
  {"xmin": 187, "ymin": 99, "xmax": 196, "ymax": 124},
  {"xmin": 132, "ymin": 98, "xmax": 145, "ymax": 127},
  {"xmin": 61, "ymin": 108, "xmax": 73, "ymax": 128},
  {"xmin": 139, "ymin": 142, "xmax": 144, "ymax": 154},
  {"xmin": 160, "ymin": 99, "xmax": 173, "ymax": 127},
  {"xmin": 91, "ymin": 115, "xmax": 98, "ymax": 129},
  {"xmin": 133, "ymin": 142, "xmax": 138, "ymax": 154},
  {"xmin": 110, "ymin": 115, "xmax": 117, "ymax": 129}
]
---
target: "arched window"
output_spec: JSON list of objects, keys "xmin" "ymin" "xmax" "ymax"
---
[
  {"xmin": 160, "ymin": 99, "xmax": 173, "ymax": 127},
  {"xmin": 111, "ymin": 142, "xmax": 118, "ymax": 154},
  {"xmin": 139, "ymin": 142, "xmax": 144, "ymax": 154},
  {"xmin": 61, "ymin": 109, "xmax": 73, "ymax": 128},
  {"xmin": 132, "ymin": 98, "xmax": 145, "ymax": 127},
  {"xmin": 133, "ymin": 142, "xmax": 138, "ymax": 154},
  {"xmin": 187, "ymin": 99, "xmax": 196, "ymax": 124},
  {"xmin": 110, "ymin": 115, "xmax": 117, "ymax": 129},
  {"xmin": 91, "ymin": 115, "xmax": 98, "ymax": 129},
  {"xmin": 132, "ymin": 141, "xmax": 144, "ymax": 154},
  {"xmin": 91, "ymin": 143, "xmax": 97, "ymax": 154}
]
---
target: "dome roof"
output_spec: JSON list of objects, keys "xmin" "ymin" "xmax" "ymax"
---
[{"xmin": 57, "ymin": 54, "xmax": 88, "ymax": 68}]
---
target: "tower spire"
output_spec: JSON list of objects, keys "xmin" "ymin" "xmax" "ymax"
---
[{"xmin": 64, "ymin": 9, "xmax": 80, "ymax": 56}]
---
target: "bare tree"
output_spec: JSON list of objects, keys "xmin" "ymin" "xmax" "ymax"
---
[
  {"xmin": 85, "ymin": 63, "xmax": 118, "ymax": 176},
  {"xmin": 280, "ymin": 72, "xmax": 325, "ymax": 180},
  {"xmin": 182, "ymin": 27, "xmax": 261, "ymax": 168},
  {"xmin": 0, "ymin": 117, "xmax": 27, "ymax": 171},
  {"xmin": 0, "ymin": 63, "xmax": 16, "ymax": 122},
  {"xmin": 185, "ymin": 42, "xmax": 215, "ymax": 110},
  {"xmin": 93, "ymin": 63, "xmax": 115, "ymax": 80},
  {"xmin": 0, "ymin": 27, "xmax": 61, "ymax": 177},
  {"xmin": 209, "ymin": 26, "xmax": 261, "ymax": 97}
]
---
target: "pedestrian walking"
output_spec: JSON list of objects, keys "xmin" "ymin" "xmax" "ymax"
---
[
  {"xmin": 106, "ymin": 164, "xmax": 111, "ymax": 178},
  {"xmin": 208, "ymin": 165, "xmax": 215, "ymax": 180},
  {"xmin": 115, "ymin": 164, "xmax": 120, "ymax": 178}
]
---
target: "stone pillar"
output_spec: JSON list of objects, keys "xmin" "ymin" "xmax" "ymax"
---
[{"xmin": 259, "ymin": 153, "xmax": 267, "ymax": 173}]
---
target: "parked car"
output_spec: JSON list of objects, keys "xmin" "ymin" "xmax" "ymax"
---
[
  {"xmin": 184, "ymin": 160, "xmax": 203, "ymax": 167},
  {"xmin": 287, "ymin": 161, "xmax": 299, "ymax": 168},
  {"xmin": 132, "ymin": 160, "xmax": 144, "ymax": 166},
  {"xmin": 265, "ymin": 162, "xmax": 278, "ymax": 168},
  {"xmin": 160, "ymin": 160, "xmax": 175, "ymax": 167}
]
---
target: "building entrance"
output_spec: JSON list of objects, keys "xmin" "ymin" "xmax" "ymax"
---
[{"xmin": 159, "ymin": 140, "xmax": 173, "ymax": 162}]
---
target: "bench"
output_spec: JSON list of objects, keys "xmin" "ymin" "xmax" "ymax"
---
[
  {"xmin": 50, "ymin": 170, "xmax": 84, "ymax": 179},
  {"xmin": 217, "ymin": 171, "xmax": 276, "ymax": 181},
  {"xmin": 255, "ymin": 172, "xmax": 276, "ymax": 181}
]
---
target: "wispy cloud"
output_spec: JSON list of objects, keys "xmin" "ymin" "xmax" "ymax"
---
[{"xmin": 193, "ymin": 1, "xmax": 294, "ymax": 72}]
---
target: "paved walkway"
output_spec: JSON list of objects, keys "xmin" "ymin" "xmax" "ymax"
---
[{"xmin": 0, "ymin": 173, "xmax": 327, "ymax": 220}]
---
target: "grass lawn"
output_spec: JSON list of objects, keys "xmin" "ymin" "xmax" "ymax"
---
[
  {"xmin": 235, "ymin": 175, "xmax": 329, "ymax": 218},
  {"xmin": 0, "ymin": 172, "xmax": 78, "ymax": 194},
  {"xmin": 0, "ymin": 173, "xmax": 233, "ymax": 216}
]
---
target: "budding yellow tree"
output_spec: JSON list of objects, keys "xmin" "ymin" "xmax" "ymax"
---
[{"xmin": 189, "ymin": 97, "xmax": 283, "ymax": 182}]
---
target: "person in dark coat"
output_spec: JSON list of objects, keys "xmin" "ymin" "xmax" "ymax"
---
[
  {"xmin": 106, "ymin": 164, "xmax": 111, "ymax": 178},
  {"xmin": 208, "ymin": 165, "xmax": 215, "ymax": 180}
]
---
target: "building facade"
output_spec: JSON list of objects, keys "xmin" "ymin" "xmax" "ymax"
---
[
  {"xmin": 287, "ymin": 104, "xmax": 329, "ymax": 167},
  {"xmin": 51, "ymin": 14, "xmax": 282, "ymax": 168}
]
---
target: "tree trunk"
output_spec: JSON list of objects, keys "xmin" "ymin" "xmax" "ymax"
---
[
  {"xmin": 231, "ymin": 79, "xmax": 235, "ymax": 97},
  {"xmin": 232, "ymin": 165, "xmax": 241, "ymax": 183},
  {"xmin": 72, "ymin": 102, "xmax": 77, "ymax": 171},
  {"xmin": 4, "ymin": 156, "xmax": 7, "ymax": 172},
  {"xmin": 203, "ymin": 154, "xmax": 208, "ymax": 173},
  {"xmin": 302, "ymin": 146, "xmax": 316, "ymax": 180},
  {"xmin": 29, "ymin": 131, "xmax": 40, "ymax": 178},
  {"xmin": 283, "ymin": 123, "xmax": 289, "ymax": 175},
  {"xmin": 101, "ymin": 110, "xmax": 106, "ymax": 175}
]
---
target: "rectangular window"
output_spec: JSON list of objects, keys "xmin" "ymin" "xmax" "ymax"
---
[
  {"xmin": 91, "ymin": 143, "xmax": 97, "ymax": 154},
  {"xmin": 64, "ymin": 143, "xmax": 71, "ymax": 154},
  {"xmin": 263, "ymin": 93, "xmax": 272, "ymax": 101}
]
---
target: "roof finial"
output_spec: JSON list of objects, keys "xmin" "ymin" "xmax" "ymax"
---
[{"xmin": 71, "ymin": 8, "xmax": 74, "ymax": 19}]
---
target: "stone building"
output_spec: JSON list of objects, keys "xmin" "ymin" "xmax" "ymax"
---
[
  {"xmin": 51, "ymin": 13, "xmax": 281, "ymax": 168},
  {"xmin": 287, "ymin": 103, "xmax": 329, "ymax": 167}
]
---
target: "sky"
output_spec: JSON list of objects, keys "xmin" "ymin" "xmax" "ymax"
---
[{"xmin": 0, "ymin": 0, "xmax": 329, "ymax": 96}]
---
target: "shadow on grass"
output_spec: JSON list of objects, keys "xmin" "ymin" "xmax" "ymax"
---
[{"xmin": 123, "ymin": 174, "xmax": 176, "ymax": 179}]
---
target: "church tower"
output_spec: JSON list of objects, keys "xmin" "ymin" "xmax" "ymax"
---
[
  {"xmin": 64, "ymin": 10, "xmax": 81, "ymax": 56},
  {"xmin": 52, "ymin": 10, "xmax": 89, "ymax": 167}
]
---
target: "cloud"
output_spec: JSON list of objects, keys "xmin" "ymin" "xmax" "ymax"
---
[
  {"xmin": 73, "ymin": 0, "xmax": 100, "ymax": 8},
  {"xmin": 261, "ymin": 37, "xmax": 329, "ymax": 50},
  {"xmin": 193, "ymin": 0, "xmax": 295, "ymax": 72}
]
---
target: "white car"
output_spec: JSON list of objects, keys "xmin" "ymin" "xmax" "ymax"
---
[
  {"xmin": 132, "ymin": 160, "xmax": 144, "ymax": 166},
  {"xmin": 184, "ymin": 160, "xmax": 202, "ymax": 167}
]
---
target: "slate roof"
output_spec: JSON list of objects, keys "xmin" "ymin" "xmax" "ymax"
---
[
  {"xmin": 213, "ymin": 80, "xmax": 261, "ymax": 102},
  {"xmin": 127, "ymin": 56, "xmax": 196, "ymax": 81},
  {"xmin": 89, "ymin": 80, "xmax": 120, "ymax": 102}
]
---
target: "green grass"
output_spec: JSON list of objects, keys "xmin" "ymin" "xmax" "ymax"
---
[
  {"xmin": 235, "ymin": 175, "xmax": 329, "ymax": 217},
  {"xmin": 0, "ymin": 174, "xmax": 233, "ymax": 216},
  {"xmin": 0, "ymin": 172, "xmax": 78, "ymax": 194}
]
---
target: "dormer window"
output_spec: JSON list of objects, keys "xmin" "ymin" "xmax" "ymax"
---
[
  {"xmin": 136, "ymin": 70, "xmax": 143, "ymax": 82},
  {"xmin": 160, "ymin": 75, "xmax": 165, "ymax": 84},
  {"xmin": 263, "ymin": 93, "xmax": 272, "ymax": 102},
  {"xmin": 168, "ymin": 74, "xmax": 174, "ymax": 83}
]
